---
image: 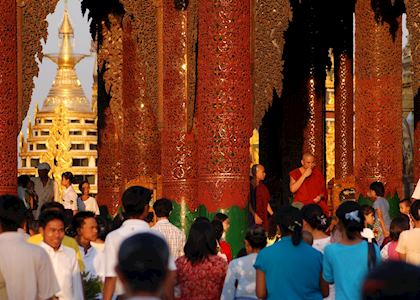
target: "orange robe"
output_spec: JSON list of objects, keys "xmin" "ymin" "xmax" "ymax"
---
[
  {"xmin": 289, "ymin": 167, "xmax": 329, "ymax": 215},
  {"xmin": 255, "ymin": 183, "xmax": 271, "ymax": 231}
]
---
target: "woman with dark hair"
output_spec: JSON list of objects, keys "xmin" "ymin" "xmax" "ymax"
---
[
  {"xmin": 381, "ymin": 215, "xmax": 410, "ymax": 260},
  {"xmin": 61, "ymin": 172, "xmax": 77, "ymax": 215},
  {"xmin": 302, "ymin": 204, "xmax": 330, "ymax": 253},
  {"xmin": 255, "ymin": 206, "xmax": 328, "ymax": 299},
  {"xmin": 221, "ymin": 226, "xmax": 267, "ymax": 300},
  {"xmin": 323, "ymin": 201, "xmax": 381, "ymax": 300},
  {"xmin": 176, "ymin": 219, "xmax": 227, "ymax": 300},
  {"xmin": 77, "ymin": 180, "xmax": 99, "ymax": 215},
  {"xmin": 212, "ymin": 220, "xmax": 233, "ymax": 262}
]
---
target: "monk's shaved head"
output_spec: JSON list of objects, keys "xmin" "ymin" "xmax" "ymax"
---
[{"xmin": 302, "ymin": 153, "xmax": 315, "ymax": 161}]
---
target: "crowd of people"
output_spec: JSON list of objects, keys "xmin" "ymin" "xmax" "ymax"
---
[{"xmin": 2, "ymin": 156, "xmax": 420, "ymax": 299}]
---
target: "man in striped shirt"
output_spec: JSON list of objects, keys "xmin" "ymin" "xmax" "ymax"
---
[{"xmin": 153, "ymin": 198, "xmax": 186, "ymax": 259}]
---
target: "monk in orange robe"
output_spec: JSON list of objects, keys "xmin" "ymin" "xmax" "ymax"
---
[{"xmin": 289, "ymin": 153, "xmax": 329, "ymax": 215}]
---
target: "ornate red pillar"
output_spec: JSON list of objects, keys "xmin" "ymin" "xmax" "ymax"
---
[
  {"xmin": 355, "ymin": 0, "xmax": 403, "ymax": 195},
  {"xmin": 405, "ymin": 0, "xmax": 420, "ymax": 184},
  {"xmin": 97, "ymin": 17, "xmax": 124, "ymax": 214},
  {"xmin": 302, "ymin": 0, "xmax": 325, "ymax": 169},
  {"xmin": 196, "ymin": 0, "xmax": 252, "ymax": 255},
  {"xmin": 332, "ymin": 2, "xmax": 355, "ymax": 210},
  {"xmin": 196, "ymin": 0, "xmax": 252, "ymax": 212},
  {"xmin": 122, "ymin": 17, "xmax": 161, "ymax": 183},
  {"xmin": 0, "ymin": 0, "xmax": 18, "ymax": 195},
  {"xmin": 161, "ymin": 0, "xmax": 197, "ymax": 213}
]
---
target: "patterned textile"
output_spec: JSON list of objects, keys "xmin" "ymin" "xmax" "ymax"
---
[
  {"xmin": 153, "ymin": 219, "xmax": 186, "ymax": 258},
  {"xmin": 176, "ymin": 255, "xmax": 227, "ymax": 300}
]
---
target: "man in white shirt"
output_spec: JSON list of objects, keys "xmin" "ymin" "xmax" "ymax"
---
[
  {"xmin": 0, "ymin": 195, "xmax": 59, "ymax": 299},
  {"xmin": 116, "ymin": 233, "xmax": 170, "ymax": 300},
  {"xmin": 153, "ymin": 198, "xmax": 186, "ymax": 258},
  {"xmin": 32, "ymin": 162, "xmax": 59, "ymax": 219},
  {"xmin": 39, "ymin": 210, "xmax": 84, "ymax": 300},
  {"xmin": 74, "ymin": 211, "xmax": 103, "ymax": 280},
  {"xmin": 103, "ymin": 186, "xmax": 176, "ymax": 300}
]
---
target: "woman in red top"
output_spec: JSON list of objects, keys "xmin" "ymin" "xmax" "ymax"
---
[
  {"xmin": 212, "ymin": 220, "xmax": 232, "ymax": 262},
  {"xmin": 176, "ymin": 218, "xmax": 228, "ymax": 300}
]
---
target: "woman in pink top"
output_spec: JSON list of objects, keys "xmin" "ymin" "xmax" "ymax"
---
[
  {"xmin": 176, "ymin": 218, "xmax": 227, "ymax": 300},
  {"xmin": 381, "ymin": 215, "xmax": 410, "ymax": 260}
]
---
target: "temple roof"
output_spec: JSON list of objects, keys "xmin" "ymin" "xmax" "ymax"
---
[{"xmin": 41, "ymin": 7, "xmax": 91, "ymax": 113}]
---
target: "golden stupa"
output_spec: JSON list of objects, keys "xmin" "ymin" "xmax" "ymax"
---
[{"xmin": 19, "ymin": 5, "xmax": 98, "ymax": 195}]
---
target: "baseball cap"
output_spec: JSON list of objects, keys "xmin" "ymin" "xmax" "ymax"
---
[{"xmin": 36, "ymin": 162, "xmax": 51, "ymax": 171}]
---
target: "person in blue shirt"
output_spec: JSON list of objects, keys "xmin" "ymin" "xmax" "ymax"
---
[
  {"xmin": 255, "ymin": 206, "xmax": 329, "ymax": 300},
  {"xmin": 323, "ymin": 201, "xmax": 381, "ymax": 300}
]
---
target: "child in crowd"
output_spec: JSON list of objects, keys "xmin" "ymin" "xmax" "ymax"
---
[
  {"xmin": 396, "ymin": 200, "xmax": 420, "ymax": 265},
  {"xmin": 381, "ymin": 215, "xmax": 410, "ymax": 260},
  {"xmin": 323, "ymin": 201, "xmax": 381, "ymax": 300},
  {"xmin": 361, "ymin": 205, "xmax": 384, "ymax": 245},
  {"xmin": 368, "ymin": 181, "xmax": 391, "ymax": 237},
  {"xmin": 302, "ymin": 204, "xmax": 330, "ymax": 253},
  {"xmin": 399, "ymin": 199, "xmax": 413, "ymax": 228}
]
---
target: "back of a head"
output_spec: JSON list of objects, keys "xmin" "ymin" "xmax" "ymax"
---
[
  {"xmin": 62, "ymin": 171, "xmax": 74, "ymax": 183},
  {"xmin": 184, "ymin": 219, "xmax": 217, "ymax": 263},
  {"xmin": 251, "ymin": 164, "xmax": 259, "ymax": 178},
  {"xmin": 153, "ymin": 198, "xmax": 173, "ymax": 218},
  {"xmin": 336, "ymin": 201, "xmax": 364, "ymax": 240},
  {"xmin": 361, "ymin": 205, "xmax": 375, "ymax": 216},
  {"xmin": 410, "ymin": 200, "xmax": 420, "ymax": 221},
  {"xmin": 117, "ymin": 233, "xmax": 169, "ymax": 294},
  {"xmin": 275, "ymin": 205, "xmax": 303, "ymax": 246},
  {"xmin": 122, "ymin": 186, "xmax": 152, "ymax": 218},
  {"xmin": 370, "ymin": 181, "xmax": 385, "ymax": 197},
  {"xmin": 245, "ymin": 225, "xmax": 267, "ymax": 249},
  {"xmin": 0, "ymin": 195, "xmax": 26, "ymax": 231},
  {"xmin": 301, "ymin": 204, "xmax": 329, "ymax": 231},
  {"xmin": 17, "ymin": 175, "xmax": 30, "ymax": 187},
  {"xmin": 362, "ymin": 261, "xmax": 420, "ymax": 300},
  {"xmin": 96, "ymin": 215, "xmax": 111, "ymax": 241},
  {"xmin": 390, "ymin": 215, "xmax": 410, "ymax": 241},
  {"xmin": 211, "ymin": 220, "xmax": 224, "ymax": 241},
  {"xmin": 213, "ymin": 212, "xmax": 228, "ymax": 223},
  {"xmin": 40, "ymin": 201, "xmax": 65, "ymax": 213}
]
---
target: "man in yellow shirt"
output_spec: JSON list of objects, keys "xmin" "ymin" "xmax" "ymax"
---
[{"xmin": 27, "ymin": 202, "xmax": 84, "ymax": 271}]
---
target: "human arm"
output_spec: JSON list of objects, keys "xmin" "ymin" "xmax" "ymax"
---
[
  {"xmin": 256, "ymin": 270, "xmax": 267, "ymax": 299},
  {"xmin": 289, "ymin": 168, "xmax": 311, "ymax": 193},
  {"xmin": 375, "ymin": 208, "xmax": 389, "ymax": 237},
  {"xmin": 320, "ymin": 273, "xmax": 329, "ymax": 298},
  {"xmin": 163, "ymin": 270, "xmax": 176, "ymax": 300},
  {"xmin": 103, "ymin": 277, "xmax": 117, "ymax": 300},
  {"xmin": 267, "ymin": 203, "xmax": 273, "ymax": 216}
]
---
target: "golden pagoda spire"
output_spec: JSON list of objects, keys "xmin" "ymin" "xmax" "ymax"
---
[{"xmin": 41, "ymin": 2, "xmax": 91, "ymax": 113}]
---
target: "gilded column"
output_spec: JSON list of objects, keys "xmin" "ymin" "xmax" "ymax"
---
[
  {"xmin": 302, "ymin": 0, "xmax": 325, "ymax": 169},
  {"xmin": 196, "ymin": 0, "xmax": 252, "ymax": 253},
  {"xmin": 0, "ymin": 0, "xmax": 17, "ymax": 195},
  {"xmin": 405, "ymin": 0, "xmax": 420, "ymax": 183},
  {"xmin": 121, "ymin": 17, "xmax": 161, "ymax": 183},
  {"xmin": 332, "ymin": 1, "xmax": 354, "ymax": 210},
  {"xmin": 97, "ymin": 17, "xmax": 124, "ymax": 214},
  {"xmin": 161, "ymin": 0, "xmax": 198, "ymax": 231},
  {"xmin": 355, "ymin": 0, "xmax": 403, "ymax": 195}
]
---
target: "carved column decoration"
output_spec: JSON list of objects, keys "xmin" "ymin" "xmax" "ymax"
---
[
  {"xmin": 334, "ymin": 1, "xmax": 354, "ymax": 180},
  {"xmin": 161, "ymin": 0, "xmax": 197, "ymax": 209},
  {"xmin": 302, "ymin": 0, "xmax": 325, "ymax": 169},
  {"xmin": 252, "ymin": 0, "xmax": 291, "ymax": 128},
  {"xmin": 355, "ymin": 0, "xmax": 403, "ymax": 195},
  {"xmin": 97, "ymin": 16, "xmax": 124, "ymax": 214},
  {"xmin": 0, "ymin": 0, "xmax": 18, "ymax": 194},
  {"xmin": 21, "ymin": 0, "xmax": 59, "ymax": 129},
  {"xmin": 405, "ymin": 0, "xmax": 420, "ymax": 183},
  {"xmin": 196, "ymin": 0, "xmax": 252, "ymax": 211},
  {"xmin": 120, "ymin": 0, "xmax": 161, "ymax": 183}
]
